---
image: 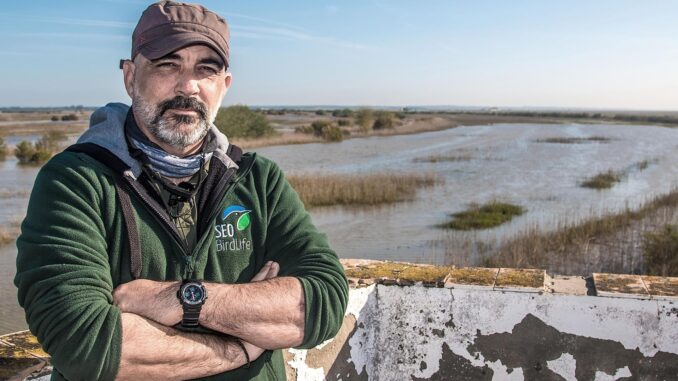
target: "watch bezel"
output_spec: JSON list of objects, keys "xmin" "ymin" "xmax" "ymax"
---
[{"xmin": 179, "ymin": 281, "xmax": 207, "ymax": 306}]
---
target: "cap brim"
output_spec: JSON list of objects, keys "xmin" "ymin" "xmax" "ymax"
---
[{"xmin": 138, "ymin": 34, "xmax": 228, "ymax": 67}]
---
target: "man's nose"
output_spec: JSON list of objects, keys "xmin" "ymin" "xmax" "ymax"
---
[{"xmin": 174, "ymin": 70, "xmax": 200, "ymax": 97}]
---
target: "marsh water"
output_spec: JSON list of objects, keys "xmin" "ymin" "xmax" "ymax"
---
[{"xmin": 2, "ymin": 123, "xmax": 678, "ymax": 334}]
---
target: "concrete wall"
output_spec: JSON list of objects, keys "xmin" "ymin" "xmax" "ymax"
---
[
  {"xmin": 286, "ymin": 284, "xmax": 678, "ymax": 380},
  {"xmin": 3, "ymin": 262, "xmax": 678, "ymax": 381}
]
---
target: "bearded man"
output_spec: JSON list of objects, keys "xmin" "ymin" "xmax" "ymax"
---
[{"xmin": 14, "ymin": 2, "xmax": 348, "ymax": 380}]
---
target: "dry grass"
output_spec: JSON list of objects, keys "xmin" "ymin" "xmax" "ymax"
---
[
  {"xmin": 287, "ymin": 172, "xmax": 438, "ymax": 208},
  {"xmin": 414, "ymin": 154, "xmax": 472, "ymax": 163},
  {"xmin": 643, "ymin": 225, "xmax": 678, "ymax": 277},
  {"xmin": 581, "ymin": 170, "xmax": 623, "ymax": 189},
  {"xmin": 233, "ymin": 133, "xmax": 322, "ymax": 149},
  {"xmin": 486, "ymin": 190, "xmax": 678, "ymax": 271}
]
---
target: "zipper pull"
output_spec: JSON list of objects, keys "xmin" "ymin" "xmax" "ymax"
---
[{"xmin": 184, "ymin": 256, "xmax": 195, "ymax": 279}]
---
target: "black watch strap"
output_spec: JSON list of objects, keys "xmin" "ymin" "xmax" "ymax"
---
[{"xmin": 182, "ymin": 304, "xmax": 203, "ymax": 328}]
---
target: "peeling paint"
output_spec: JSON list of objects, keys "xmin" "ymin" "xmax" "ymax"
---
[
  {"xmin": 546, "ymin": 353, "xmax": 577, "ymax": 381},
  {"xmin": 594, "ymin": 366, "xmax": 632, "ymax": 381}
]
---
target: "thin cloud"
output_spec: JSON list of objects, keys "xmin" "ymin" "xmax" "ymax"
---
[
  {"xmin": 14, "ymin": 32, "xmax": 127, "ymax": 41},
  {"xmin": 0, "ymin": 13, "xmax": 134, "ymax": 29},
  {"xmin": 217, "ymin": 11, "xmax": 312, "ymax": 34},
  {"xmin": 218, "ymin": 10, "xmax": 371, "ymax": 51},
  {"xmin": 231, "ymin": 24, "xmax": 372, "ymax": 51}
]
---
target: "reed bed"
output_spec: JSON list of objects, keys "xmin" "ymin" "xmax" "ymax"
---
[
  {"xmin": 486, "ymin": 189, "xmax": 678, "ymax": 273},
  {"xmin": 441, "ymin": 201, "xmax": 525, "ymax": 230},
  {"xmin": 287, "ymin": 172, "xmax": 438, "ymax": 208},
  {"xmin": 534, "ymin": 136, "xmax": 612, "ymax": 144},
  {"xmin": 413, "ymin": 154, "xmax": 472, "ymax": 163},
  {"xmin": 581, "ymin": 170, "xmax": 623, "ymax": 189},
  {"xmin": 234, "ymin": 133, "xmax": 322, "ymax": 149}
]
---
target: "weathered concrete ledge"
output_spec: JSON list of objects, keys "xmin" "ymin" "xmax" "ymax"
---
[{"xmin": 3, "ymin": 260, "xmax": 678, "ymax": 380}]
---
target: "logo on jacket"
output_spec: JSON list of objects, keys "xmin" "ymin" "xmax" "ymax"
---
[
  {"xmin": 222, "ymin": 205, "xmax": 251, "ymax": 231},
  {"xmin": 215, "ymin": 205, "xmax": 252, "ymax": 253}
]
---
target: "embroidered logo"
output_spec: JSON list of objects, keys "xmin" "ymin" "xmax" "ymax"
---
[
  {"xmin": 215, "ymin": 205, "xmax": 253, "ymax": 253},
  {"xmin": 222, "ymin": 205, "xmax": 251, "ymax": 231}
]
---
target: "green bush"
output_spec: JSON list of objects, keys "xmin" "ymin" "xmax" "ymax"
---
[
  {"xmin": 643, "ymin": 225, "xmax": 678, "ymax": 276},
  {"xmin": 0, "ymin": 138, "xmax": 7, "ymax": 160},
  {"xmin": 337, "ymin": 119, "xmax": 351, "ymax": 126},
  {"xmin": 61, "ymin": 114, "xmax": 78, "ymax": 121},
  {"xmin": 332, "ymin": 108, "xmax": 354, "ymax": 118},
  {"xmin": 214, "ymin": 105, "xmax": 275, "ymax": 138},
  {"xmin": 373, "ymin": 111, "xmax": 395, "ymax": 130},
  {"xmin": 14, "ymin": 132, "xmax": 61, "ymax": 165},
  {"xmin": 50, "ymin": 115, "xmax": 59, "ymax": 122},
  {"xmin": 315, "ymin": 110, "xmax": 326, "ymax": 115},
  {"xmin": 355, "ymin": 108, "xmax": 374, "ymax": 133},
  {"xmin": 320, "ymin": 125, "xmax": 344, "ymax": 142},
  {"xmin": 295, "ymin": 125, "xmax": 315, "ymax": 134}
]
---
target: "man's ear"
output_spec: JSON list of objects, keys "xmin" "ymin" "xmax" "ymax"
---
[
  {"xmin": 224, "ymin": 72, "xmax": 232, "ymax": 91},
  {"xmin": 122, "ymin": 60, "xmax": 136, "ymax": 98}
]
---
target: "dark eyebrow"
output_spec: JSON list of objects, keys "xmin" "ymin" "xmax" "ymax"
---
[
  {"xmin": 150, "ymin": 53, "xmax": 181, "ymax": 63},
  {"xmin": 199, "ymin": 57, "xmax": 225, "ymax": 70}
]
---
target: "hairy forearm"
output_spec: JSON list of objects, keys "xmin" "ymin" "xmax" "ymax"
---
[
  {"xmin": 116, "ymin": 313, "xmax": 252, "ymax": 381},
  {"xmin": 201, "ymin": 277, "xmax": 305, "ymax": 349}
]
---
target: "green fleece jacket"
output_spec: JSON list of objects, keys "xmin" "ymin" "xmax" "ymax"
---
[{"xmin": 14, "ymin": 106, "xmax": 348, "ymax": 380}]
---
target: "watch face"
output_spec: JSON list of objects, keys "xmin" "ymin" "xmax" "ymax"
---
[{"xmin": 181, "ymin": 283, "xmax": 205, "ymax": 305}]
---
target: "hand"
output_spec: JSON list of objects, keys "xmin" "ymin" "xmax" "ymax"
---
[
  {"xmin": 113, "ymin": 279, "xmax": 182, "ymax": 327},
  {"xmin": 240, "ymin": 339, "xmax": 266, "ymax": 363},
  {"xmin": 251, "ymin": 261, "xmax": 279, "ymax": 282}
]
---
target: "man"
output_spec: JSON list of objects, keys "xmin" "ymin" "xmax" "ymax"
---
[{"xmin": 14, "ymin": 2, "xmax": 348, "ymax": 380}]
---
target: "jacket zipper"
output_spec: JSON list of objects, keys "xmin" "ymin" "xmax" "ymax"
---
[{"xmin": 122, "ymin": 155, "xmax": 255, "ymax": 279}]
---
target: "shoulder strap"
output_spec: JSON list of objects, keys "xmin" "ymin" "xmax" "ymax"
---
[{"xmin": 66, "ymin": 143, "xmax": 142, "ymax": 279}]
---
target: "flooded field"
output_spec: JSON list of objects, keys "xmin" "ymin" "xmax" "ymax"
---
[{"xmin": 1, "ymin": 122, "xmax": 677, "ymax": 334}]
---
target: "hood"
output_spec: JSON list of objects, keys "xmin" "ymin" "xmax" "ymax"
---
[{"xmin": 77, "ymin": 103, "xmax": 235, "ymax": 179}]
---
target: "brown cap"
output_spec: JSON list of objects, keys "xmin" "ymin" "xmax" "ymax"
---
[{"xmin": 130, "ymin": 1, "xmax": 229, "ymax": 67}]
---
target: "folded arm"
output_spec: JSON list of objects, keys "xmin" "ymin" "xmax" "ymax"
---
[
  {"xmin": 115, "ymin": 261, "xmax": 304, "ymax": 349},
  {"xmin": 116, "ymin": 313, "xmax": 262, "ymax": 381}
]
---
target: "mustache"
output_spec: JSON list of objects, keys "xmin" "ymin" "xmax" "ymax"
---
[{"xmin": 155, "ymin": 96, "xmax": 208, "ymax": 121}]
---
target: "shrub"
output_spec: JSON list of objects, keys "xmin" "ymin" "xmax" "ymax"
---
[
  {"xmin": 61, "ymin": 114, "xmax": 78, "ymax": 121},
  {"xmin": 373, "ymin": 111, "xmax": 395, "ymax": 130},
  {"xmin": 643, "ymin": 225, "xmax": 678, "ymax": 276},
  {"xmin": 337, "ymin": 119, "xmax": 351, "ymax": 127},
  {"xmin": 332, "ymin": 108, "xmax": 354, "ymax": 118},
  {"xmin": 50, "ymin": 115, "xmax": 59, "ymax": 122},
  {"xmin": 307, "ymin": 121, "xmax": 343, "ymax": 142},
  {"xmin": 15, "ymin": 141, "xmax": 38, "ymax": 165},
  {"xmin": 355, "ymin": 108, "xmax": 374, "ymax": 133},
  {"xmin": 315, "ymin": 110, "xmax": 326, "ymax": 115},
  {"xmin": 214, "ymin": 105, "xmax": 275, "ymax": 138},
  {"xmin": 295, "ymin": 125, "xmax": 315, "ymax": 135},
  {"xmin": 0, "ymin": 138, "xmax": 7, "ymax": 160},
  {"xmin": 320, "ymin": 125, "xmax": 344, "ymax": 142},
  {"xmin": 310, "ymin": 120, "xmax": 332, "ymax": 135}
]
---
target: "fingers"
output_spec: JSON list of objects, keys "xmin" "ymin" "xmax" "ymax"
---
[
  {"xmin": 265, "ymin": 261, "xmax": 279, "ymax": 279},
  {"xmin": 250, "ymin": 261, "xmax": 279, "ymax": 282}
]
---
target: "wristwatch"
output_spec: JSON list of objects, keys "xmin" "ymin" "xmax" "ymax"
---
[{"xmin": 177, "ymin": 280, "xmax": 208, "ymax": 328}]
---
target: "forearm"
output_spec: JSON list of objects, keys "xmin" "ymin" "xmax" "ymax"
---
[
  {"xmin": 201, "ymin": 277, "xmax": 305, "ymax": 349},
  {"xmin": 116, "ymin": 313, "xmax": 251, "ymax": 381}
]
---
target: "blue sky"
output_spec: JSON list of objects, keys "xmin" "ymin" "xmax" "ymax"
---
[{"xmin": 1, "ymin": 0, "xmax": 677, "ymax": 110}]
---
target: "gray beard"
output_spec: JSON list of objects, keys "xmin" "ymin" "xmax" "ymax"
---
[{"xmin": 132, "ymin": 93, "xmax": 212, "ymax": 150}]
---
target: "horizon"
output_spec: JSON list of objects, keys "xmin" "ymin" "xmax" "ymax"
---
[{"xmin": 1, "ymin": 1, "xmax": 677, "ymax": 110}]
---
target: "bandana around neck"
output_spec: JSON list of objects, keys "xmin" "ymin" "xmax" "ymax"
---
[{"xmin": 125, "ymin": 109, "xmax": 214, "ymax": 179}]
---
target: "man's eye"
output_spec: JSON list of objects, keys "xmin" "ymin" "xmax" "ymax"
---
[
  {"xmin": 156, "ymin": 62, "xmax": 177, "ymax": 68},
  {"xmin": 200, "ymin": 66, "xmax": 219, "ymax": 75}
]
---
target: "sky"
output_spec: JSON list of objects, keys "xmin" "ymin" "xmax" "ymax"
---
[{"xmin": 1, "ymin": 0, "xmax": 677, "ymax": 110}]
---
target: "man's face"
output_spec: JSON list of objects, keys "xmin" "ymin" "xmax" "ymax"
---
[{"xmin": 122, "ymin": 44, "xmax": 232, "ymax": 151}]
